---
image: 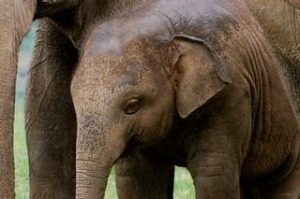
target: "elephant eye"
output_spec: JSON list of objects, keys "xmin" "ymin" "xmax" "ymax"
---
[{"xmin": 124, "ymin": 99, "xmax": 141, "ymax": 115}]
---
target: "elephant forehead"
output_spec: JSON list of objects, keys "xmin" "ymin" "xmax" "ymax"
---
[
  {"xmin": 83, "ymin": 14, "xmax": 170, "ymax": 56},
  {"xmin": 78, "ymin": 38, "xmax": 163, "ymax": 79},
  {"xmin": 74, "ymin": 53, "xmax": 157, "ymax": 91},
  {"xmin": 109, "ymin": 63, "xmax": 155, "ymax": 91}
]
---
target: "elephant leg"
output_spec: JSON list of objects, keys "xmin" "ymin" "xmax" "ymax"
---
[
  {"xmin": 25, "ymin": 18, "xmax": 78, "ymax": 199},
  {"xmin": 0, "ymin": 1, "xmax": 35, "ymax": 198},
  {"xmin": 188, "ymin": 154, "xmax": 240, "ymax": 199},
  {"xmin": 115, "ymin": 148, "xmax": 174, "ymax": 199},
  {"xmin": 186, "ymin": 132, "xmax": 242, "ymax": 199}
]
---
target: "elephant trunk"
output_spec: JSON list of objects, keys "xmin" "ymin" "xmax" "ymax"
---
[
  {"xmin": 76, "ymin": 152, "xmax": 110, "ymax": 199},
  {"xmin": 75, "ymin": 114, "xmax": 127, "ymax": 199}
]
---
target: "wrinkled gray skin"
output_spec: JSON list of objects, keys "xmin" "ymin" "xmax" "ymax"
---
[
  {"xmin": 72, "ymin": 0, "xmax": 300, "ymax": 199},
  {"xmin": 245, "ymin": 0, "xmax": 300, "ymax": 128}
]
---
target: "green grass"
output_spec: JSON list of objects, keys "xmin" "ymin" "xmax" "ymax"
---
[
  {"xmin": 14, "ymin": 106, "xmax": 29, "ymax": 199},
  {"xmin": 174, "ymin": 168, "xmax": 195, "ymax": 199},
  {"xmin": 104, "ymin": 167, "xmax": 195, "ymax": 199},
  {"xmin": 14, "ymin": 105, "xmax": 195, "ymax": 199}
]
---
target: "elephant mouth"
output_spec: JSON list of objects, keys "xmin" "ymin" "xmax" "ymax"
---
[{"xmin": 285, "ymin": 0, "xmax": 300, "ymax": 9}]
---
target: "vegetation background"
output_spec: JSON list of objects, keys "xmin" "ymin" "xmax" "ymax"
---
[{"xmin": 15, "ymin": 23, "xmax": 195, "ymax": 199}]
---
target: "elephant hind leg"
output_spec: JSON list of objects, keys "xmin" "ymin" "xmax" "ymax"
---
[{"xmin": 25, "ymin": 18, "xmax": 78, "ymax": 199}]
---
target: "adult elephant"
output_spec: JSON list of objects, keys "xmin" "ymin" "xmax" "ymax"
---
[
  {"xmin": 0, "ymin": 0, "xmax": 139, "ymax": 198},
  {"xmin": 72, "ymin": 0, "xmax": 300, "ymax": 198}
]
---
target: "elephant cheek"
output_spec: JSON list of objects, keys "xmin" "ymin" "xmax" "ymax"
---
[{"xmin": 137, "ymin": 109, "xmax": 174, "ymax": 143}]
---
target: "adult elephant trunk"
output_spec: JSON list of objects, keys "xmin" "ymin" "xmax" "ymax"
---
[
  {"xmin": 75, "ymin": 108, "xmax": 127, "ymax": 199},
  {"xmin": 0, "ymin": 1, "xmax": 35, "ymax": 198}
]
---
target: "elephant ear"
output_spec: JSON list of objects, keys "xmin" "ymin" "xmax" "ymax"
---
[{"xmin": 172, "ymin": 35, "xmax": 232, "ymax": 118}]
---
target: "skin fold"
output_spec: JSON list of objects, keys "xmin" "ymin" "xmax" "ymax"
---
[
  {"xmin": 72, "ymin": 0, "xmax": 300, "ymax": 198},
  {"xmin": 245, "ymin": 1, "xmax": 300, "ymax": 128}
]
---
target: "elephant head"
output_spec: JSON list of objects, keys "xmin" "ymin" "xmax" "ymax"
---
[{"xmin": 72, "ymin": 21, "xmax": 231, "ymax": 198}]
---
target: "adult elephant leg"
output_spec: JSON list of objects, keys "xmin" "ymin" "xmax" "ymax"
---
[
  {"xmin": 115, "ymin": 149, "xmax": 175, "ymax": 199},
  {"xmin": 0, "ymin": 1, "xmax": 35, "ymax": 198},
  {"xmin": 25, "ymin": 18, "xmax": 78, "ymax": 199}
]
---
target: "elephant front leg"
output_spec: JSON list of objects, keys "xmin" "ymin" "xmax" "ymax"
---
[
  {"xmin": 186, "ymin": 131, "xmax": 243, "ymax": 199},
  {"xmin": 25, "ymin": 18, "xmax": 78, "ymax": 199},
  {"xmin": 115, "ymin": 149, "xmax": 174, "ymax": 199},
  {"xmin": 188, "ymin": 154, "xmax": 241, "ymax": 199}
]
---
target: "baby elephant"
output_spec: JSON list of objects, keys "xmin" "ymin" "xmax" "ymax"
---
[{"xmin": 71, "ymin": 0, "xmax": 300, "ymax": 198}]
